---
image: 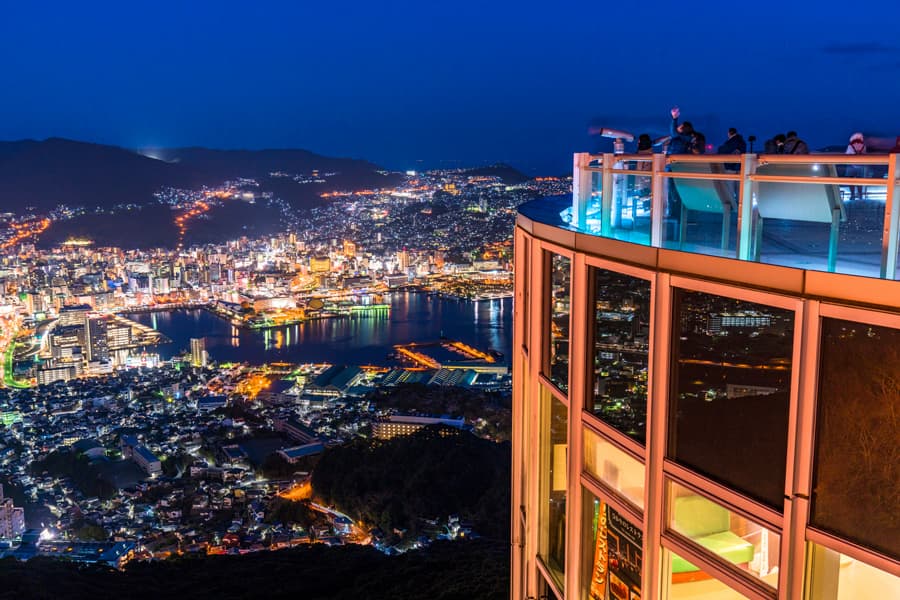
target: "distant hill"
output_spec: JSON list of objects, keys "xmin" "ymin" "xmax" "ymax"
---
[
  {"xmin": 0, "ymin": 138, "xmax": 397, "ymax": 213},
  {"xmin": 0, "ymin": 138, "xmax": 195, "ymax": 213},
  {"xmin": 0, "ymin": 138, "xmax": 401, "ymax": 247},
  {"xmin": 462, "ymin": 163, "xmax": 530, "ymax": 184}
]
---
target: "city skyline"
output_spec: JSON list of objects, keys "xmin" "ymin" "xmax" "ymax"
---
[{"xmin": 3, "ymin": 1, "xmax": 900, "ymax": 173}]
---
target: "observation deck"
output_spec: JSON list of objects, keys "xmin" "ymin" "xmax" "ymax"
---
[{"xmin": 519, "ymin": 152, "xmax": 900, "ymax": 309}]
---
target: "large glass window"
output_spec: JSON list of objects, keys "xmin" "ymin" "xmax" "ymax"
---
[
  {"xmin": 668, "ymin": 289, "xmax": 794, "ymax": 509},
  {"xmin": 665, "ymin": 549, "xmax": 751, "ymax": 599},
  {"xmin": 805, "ymin": 543, "xmax": 900, "ymax": 600},
  {"xmin": 584, "ymin": 491, "xmax": 643, "ymax": 600},
  {"xmin": 584, "ymin": 428, "xmax": 645, "ymax": 510},
  {"xmin": 540, "ymin": 391, "xmax": 568, "ymax": 588},
  {"xmin": 589, "ymin": 268, "xmax": 651, "ymax": 443},
  {"xmin": 667, "ymin": 481, "xmax": 780, "ymax": 590},
  {"xmin": 547, "ymin": 254, "xmax": 570, "ymax": 392},
  {"xmin": 811, "ymin": 318, "xmax": 900, "ymax": 559}
]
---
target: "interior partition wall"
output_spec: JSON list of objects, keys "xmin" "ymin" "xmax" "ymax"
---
[{"xmin": 511, "ymin": 223, "xmax": 900, "ymax": 600}]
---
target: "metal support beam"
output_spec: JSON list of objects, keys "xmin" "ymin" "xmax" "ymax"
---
[
  {"xmin": 572, "ymin": 153, "xmax": 592, "ymax": 230},
  {"xmin": 880, "ymin": 153, "xmax": 900, "ymax": 279},
  {"xmin": 650, "ymin": 154, "xmax": 667, "ymax": 247},
  {"xmin": 601, "ymin": 153, "xmax": 614, "ymax": 236},
  {"xmin": 737, "ymin": 153, "xmax": 757, "ymax": 261}
]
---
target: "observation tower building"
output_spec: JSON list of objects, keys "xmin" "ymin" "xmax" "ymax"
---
[{"xmin": 510, "ymin": 150, "xmax": 900, "ymax": 599}]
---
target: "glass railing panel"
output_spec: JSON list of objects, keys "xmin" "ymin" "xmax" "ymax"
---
[
  {"xmin": 535, "ymin": 153, "xmax": 898, "ymax": 281},
  {"xmin": 753, "ymin": 161, "xmax": 886, "ymax": 277},
  {"xmin": 606, "ymin": 159, "xmax": 653, "ymax": 245},
  {"xmin": 582, "ymin": 170, "xmax": 603, "ymax": 234},
  {"xmin": 661, "ymin": 161, "xmax": 739, "ymax": 259}
]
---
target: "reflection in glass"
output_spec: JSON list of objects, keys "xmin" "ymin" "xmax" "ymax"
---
[
  {"xmin": 811, "ymin": 319, "xmax": 900, "ymax": 559},
  {"xmin": 805, "ymin": 543, "xmax": 900, "ymax": 600},
  {"xmin": 666, "ymin": 549, "xmax": 750, "ymax": 599},
  {"xmin": 584, "ymin": 428, "xmax": 645, "ymax": 509},
  {"xmin": 540, "ymin": 392, "xmax": 567, "ymax": 589},
  {"xmin": 547, "ymin": 254, "xmax": 570, "ymax": 392},
  {"xmin": 584, "ymin": 491, "xmax": 643, "ymax": 600},
  {"xmin": 668, "ymin": 289, "xmax": 794, "ymax": 509},
  {"xmin": 590, "ymin": 268, "xmax": 651, "ymax": 442},
  {"xmin": 668, "ymin": 482, "xmax": 779, "ymax": 589}
]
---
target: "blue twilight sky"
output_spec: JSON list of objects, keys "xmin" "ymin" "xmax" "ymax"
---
[{"xmin": 1, "ymin": 0, "xmax": 898, "ymax": 174}]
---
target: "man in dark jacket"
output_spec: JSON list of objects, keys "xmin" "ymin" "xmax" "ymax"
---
[
  {"xmin": 764, "ymin": 134, "xmax": 786, "ymax": 154},
  {"xmin": 783, "ymin": 131, "xmax": 809, "ymax": 154},
  {"xmin": 718, "ymin": 128, "xmax": 747, "ymax": 155},
  {"xmin": 667, "ymin": 107, "xmax": 694, "ymax": 155},
  {"xmin": 718, "ymin": 128, "xmax": 747, "ymax": 172}
]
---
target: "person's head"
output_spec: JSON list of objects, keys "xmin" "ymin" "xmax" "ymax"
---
[
  {"xmin": 850, "ymin": 132, "xmax": 865, "ymax": 146},
  {"xmin": 637, "ymin": 133, "xmax": 652, "ymax": 151},
  {"xmin": 786, "ymin": 131, "xmax": 798, "ymax": 138},
  {"xmin": 678, "ymin": 121, "xmax": 694, "ymax": 135},
  {"xmin": 728, "ymin": 127, "xmax": 737, "ymax": 138},
  {"xmin": 691, "ymin": 132, "xmax": 706, "ymax": 153},
  {"xmin": 774, "ymin": 133, "xmax": 786, "ymax": 145}
]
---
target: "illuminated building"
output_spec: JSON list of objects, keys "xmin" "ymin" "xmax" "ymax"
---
[
  {"xmin": 57, "ymin": 304, "xmax": 91, "ymax": 327},
  {"xmin": 309, "ymin": 255, "xmax": 332, "ymax": 274},
  {"xmin": 133, "ymin": 445, "xmax": 162, "ymax": 476},
  {"xmin": 190, "ymin": 337, "xmax": 207, "ymax": 368},
  {"xmin": 372, "ymin": 415, "xmax": 466, "ymax": 440},
  {"xmin": 0, "ymin": 485, "xmax": 25, "ymax": 539},
  {"xmin": 511, "ymin": 152, "xmax": 900, "ymax": 599},
  {"xmin": 396, "ymin": 249, "xmax": 410, "ymax": 271},
  {"xmin": 37, "ymin": 364, "xmax": 80, "ymax": 385},
  {"xmin": 84, "ymin": 315, "xmax": 109, "ymax": 362}
]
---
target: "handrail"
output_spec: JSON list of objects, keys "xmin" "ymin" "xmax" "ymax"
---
[
  {"xmin": 749, "ymin": 175, "xmax": 888, "ymax": 186},
  {"xmin": 757, "ymin": 154, "xmax": 891, "ymax": 165},
  {"xmin": 667, "ymin": 154, "xmax": 753, "ymax": 164},
  {"xmin": 570, "ymin": 152, "xmax": 900, "ymax": 280},
  {"xmin": 657, "ymin": 172, "xmax": 742, "ymax": 181}
]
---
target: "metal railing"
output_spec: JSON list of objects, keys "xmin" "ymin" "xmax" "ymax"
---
[{"xmin": 570, "ymin": 152, "xmax": 900, "ymax": 279}]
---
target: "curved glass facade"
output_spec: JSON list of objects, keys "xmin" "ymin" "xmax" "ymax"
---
[{"xmin": 512, "ymin": 156, "xmax": 900, "ymax": 599}]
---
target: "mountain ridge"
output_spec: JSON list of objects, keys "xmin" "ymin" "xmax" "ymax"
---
[
  {"xmin": 0, "ymin": 137, "xmax": 402, "ymax": 247},
  {"xmin": 0, "ymin": 137, "xmax": 395, "ymax": 213}
]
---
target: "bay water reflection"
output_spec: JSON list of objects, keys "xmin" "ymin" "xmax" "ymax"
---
[{"xmin": 128, "ymin": 292, "xmax": 512, "ymax": 366}]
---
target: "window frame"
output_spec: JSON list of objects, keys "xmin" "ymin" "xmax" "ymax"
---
[
  {"xmin": 584, "ymin": 255, "xmax": 655, "ymax": 450},
  {"xmin": 666, "ymin": 275, "xmax": 803, "ymax": 512},
  {"xmin": 803, "ymin": 302, "xmax": 900, "ymax": 572},
  {"xmin": 540, "ymin": 242, "xmax": 575, "ymax": 397}
]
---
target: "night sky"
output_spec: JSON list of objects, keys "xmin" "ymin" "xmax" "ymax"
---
[{"xmin": 2, "ymin": 0, "xmax": 898, "ymax": 173}]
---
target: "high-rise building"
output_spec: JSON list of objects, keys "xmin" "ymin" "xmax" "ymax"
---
[
  {"xmin": 84, "ymin": 315, "xmax": 109, "ymax": 363},
  {"xmin": 58, "ymin": 304, "xmax": 91, "ymax": 327},
  {"xmin": 396, "ymin": 249, "xmax": 410, "ymax": 271},
  {"xmin": 0, "ymin": 485, "xmax": 25, "ymax": 540},
  {"xmin": 106, "ymin": 323, "xmax": 132, "ymax": 350},
  {"xmin": 190, "ymin": 337, "xmax": 207, "ymax": 368},
  {"xmin": 510, "ymin": 151, "xmax": 900, "ymax": 599}
]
